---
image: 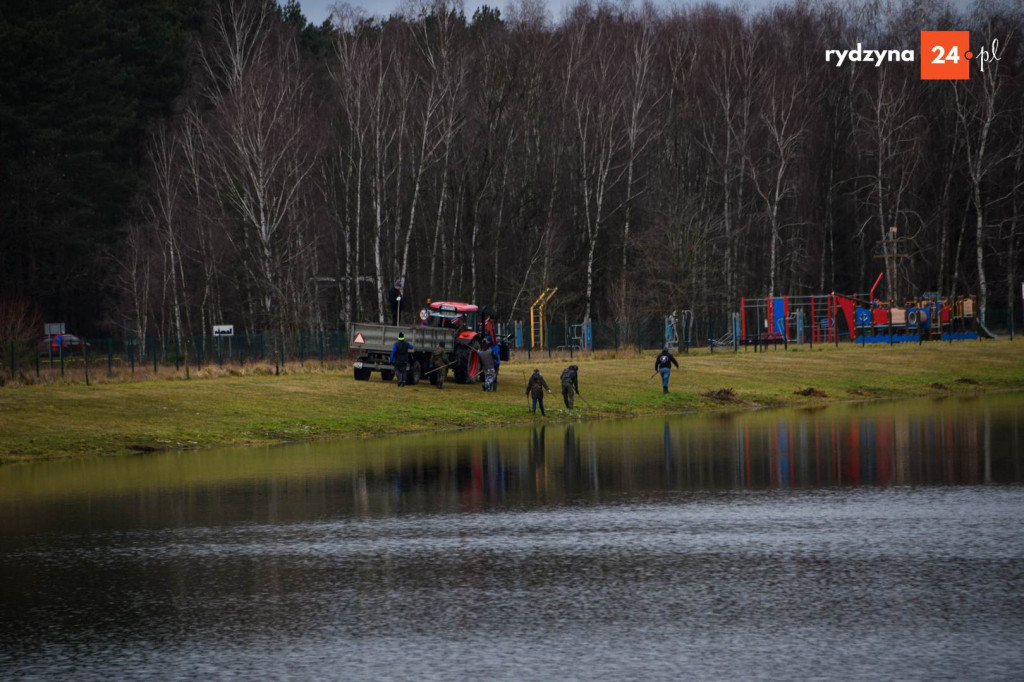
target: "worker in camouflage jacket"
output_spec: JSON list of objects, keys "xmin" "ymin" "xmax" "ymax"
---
[
  {"xmin": 560, "ymin": 365, "xmax": 580, "ymax": 409},
  {"xmin": 526, "ymin": 368, "xmax": 551, "ymax": 416},
  {"xmin": 430, "ymin": 342, "xmax": 448, "ymax": 389}
]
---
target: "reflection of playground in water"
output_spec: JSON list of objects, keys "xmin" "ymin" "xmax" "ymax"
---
[
  {"xmin": 7, "ymin": 396, "xmax": 1018, "ymax": 530},
  {"xmin": 349, "ymin": 397, "xmax": 1024, "ymax": 513}
]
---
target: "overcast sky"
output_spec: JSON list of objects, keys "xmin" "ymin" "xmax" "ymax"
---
[{"xmin": 292, "ymin": 0, "xmax": 793, "ymax": 25}]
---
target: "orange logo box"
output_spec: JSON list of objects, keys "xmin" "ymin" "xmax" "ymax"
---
[{"xmin": 921, "ymin": 31, "xmax": 971, "ymax": 80}]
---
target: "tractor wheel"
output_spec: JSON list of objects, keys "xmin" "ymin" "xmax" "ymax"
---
[
  {"xmin": 453, "ymin": 345, "xmax": 473, "ymax": 383},
  {"xmin": 380, "ymin": 370, "xmax": 395, "ymax": 381},
  {"xmin": 408, "ymin": 361, "xmax": 422, "ymax": 385},
  {"xmin": 354, "ymin": 367, "xmax": 371, "ymax": 381}
]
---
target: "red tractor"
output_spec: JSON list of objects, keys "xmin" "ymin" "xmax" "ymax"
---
[
  {"xmin": 417, "ymin": 301, "xmax": 508, "ymax": 384},
  {"xmin": 349, "ymin": 300, "xmax": 508, "ymax": 384}
]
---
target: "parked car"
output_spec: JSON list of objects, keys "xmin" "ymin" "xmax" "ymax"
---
[{"xmin": 36, "ymin": 334, "xmax": 89, "ymax": 356}]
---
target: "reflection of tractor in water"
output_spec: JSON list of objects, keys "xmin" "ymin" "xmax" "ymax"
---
[{"xmin": 349, "ymin": 300, "xmax": 508, "ymax": 384}]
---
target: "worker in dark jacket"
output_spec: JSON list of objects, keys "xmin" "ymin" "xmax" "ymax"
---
[
  {"xmin": 430, "ymin": 342, "xmax": 448, "ymax": 390},
  {"xmin": 388, "ymin": 280, "xmax": 404, "ymax": 324},
  {"xmin": 478, "ymin": 339, "xmax": 498, "ymax": 391},
  {"xmin": 655, "ymin": 346, "xmax": 680, "ymax": 394},
  {"xmin": 560, "ymin": 365, "xmax": 580, "ymax": 409},
  {"xmin": 526, "ymin": 368, "xmax": 551, "ymax": 416},
  {"xmin": 389, "ymin": 332, "xmax": 413, "ymax": 386}
]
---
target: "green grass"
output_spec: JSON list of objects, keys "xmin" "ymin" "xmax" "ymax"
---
[{"xmin": 2, "ymin": 340, "xmax": 1023, "ymax": 463}]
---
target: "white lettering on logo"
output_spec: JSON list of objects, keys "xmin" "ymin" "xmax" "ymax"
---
[{"xmin": 825, "ymin": 42, "xmax": 916, "ymax": 67}]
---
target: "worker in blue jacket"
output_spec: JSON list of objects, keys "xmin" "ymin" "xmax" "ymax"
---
[
  {"xmin": 390, "ymin": 332, "xmax": 414, "ymax": 386},
  {"xmin": 492, "ymin": 341, "xmax": 502, "ymax": 390}
]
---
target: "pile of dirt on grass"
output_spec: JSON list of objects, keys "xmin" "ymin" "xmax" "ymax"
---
[
  {"xmin": 930, "ymin": 382, "xmax": 949, "ymax": 390},
  {"xmin": 702, "ymin": 388, "xmax": 740, "ymax": 403},
  {"xmin": 955, "ymin": 377, "xmax": 981, "ymax": 385},
  {"xmin": 794, "ymin": 387, "xmax": 828, "ymax": 398}
]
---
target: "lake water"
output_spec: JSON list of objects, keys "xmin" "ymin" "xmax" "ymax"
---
[{"xmin": 1, "ymin": 394, "xmax": 1023, "ymax": 680}]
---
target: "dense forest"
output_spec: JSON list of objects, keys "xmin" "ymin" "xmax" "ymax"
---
[{"xmin": 1, "ymin": 0, "xmax": 1022, "ymax": 347}]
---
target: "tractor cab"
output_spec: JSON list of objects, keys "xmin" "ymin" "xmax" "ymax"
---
[{"xmin": 420, "ymin": 301, "xmax": 479, "ymax": 332}]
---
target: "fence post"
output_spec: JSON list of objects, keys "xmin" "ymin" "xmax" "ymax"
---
[
  {"xmin": 35, "ymin": 350, "xmax": 39, "ymax": 378},
  {"xmin": 153, "ymin": 340, "xmax": 158, "ymax": 375},
  {"xmin": 174, "ymin": 338, "xmax": 180, "ymax": 372},
  {"xmin": 9, "ymin": 342, "xmax": 14, "ymax": 379},
  {"xmin": 130, "ymin": 339, "xmax": 135, "ymax": 375},
  {"xmin": 107, "ymin": 338, "xmax": 113, "ymax": 376},
  {"xmin": 320, "ymin": 332, "xmax": 325, "ymax": 367},
  {"xmin": 60, "ymin": 343, "xmax": 64, "ymax": 378},
  {"xmin": 84, "ymin": 341, "xmax": 90, "ymax": 386}
]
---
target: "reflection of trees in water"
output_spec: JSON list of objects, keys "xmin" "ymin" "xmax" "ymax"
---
[
  {"xmin": 562, "ymin": 425, "xmax": 580, "ymax": 493},
  {"xmin": 10, "ymin": 404, "xmax": 1018, "ymax": 542},
  {"xmin": 203, "ymin": 407, "xmax": 1024, "ymax": 518}
]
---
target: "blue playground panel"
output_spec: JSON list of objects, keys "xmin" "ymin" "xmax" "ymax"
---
[
  {"xmin": 772, "ymin": 297, "xmax": 786, "ymax": 335},
  {"xmin": 859, "ymin": 334, "xmax": 922, "ymax": 344}
]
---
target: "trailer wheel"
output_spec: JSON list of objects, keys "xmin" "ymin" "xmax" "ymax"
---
[
  {"xmin": 354, "ymin": 367, "xmax": 371, "ymax": 381},
  {"xmin": 381, "ymin": 370, "xmax": 395, "ymax": 381},
  {"xmin": 408, "ymin": 361, "xmax": 422, "ymax": 385}
]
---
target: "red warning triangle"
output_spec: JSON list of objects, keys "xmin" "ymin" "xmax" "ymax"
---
[{"xmin": 353, "ymin": 332, "xmax": 365, "ymax": 344}]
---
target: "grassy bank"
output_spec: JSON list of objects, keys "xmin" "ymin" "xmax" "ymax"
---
[{"xmin": 2, "ymin": 340, "xmax": 1023, "ymax": 463}]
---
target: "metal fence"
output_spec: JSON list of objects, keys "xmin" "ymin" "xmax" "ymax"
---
[
  {"xmin": 2, "ymin": 308, "xmax": 1018, "ymax": 383},
  {"xmin": 0, "ymin": 331, "xmax": 352, "ymax": 383}
]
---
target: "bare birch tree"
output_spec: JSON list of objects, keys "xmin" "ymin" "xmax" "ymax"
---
[{"xmin": 201, "ymin": 0, "xmax": 319, "ymax": 338}]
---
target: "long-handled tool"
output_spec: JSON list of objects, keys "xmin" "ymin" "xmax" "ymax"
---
[
  {"xmin": 576, "ymin": 392, "xmax": 592, "ymax": 408},
  {"xmin": 422, "ymin": 361, "xmax": 454, "ymax": 376}
]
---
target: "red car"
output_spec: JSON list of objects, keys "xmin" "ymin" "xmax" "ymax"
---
[{"xmin": 36, "ymin": 334, "xmax": 89, "ymax": 356}]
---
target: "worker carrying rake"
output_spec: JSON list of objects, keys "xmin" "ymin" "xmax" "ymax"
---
[
  {"xmin": 560, "ymin": 364, "xmax": 581, "ymax": 409},
  {"xmin": 653, "ymin": 347, "xmax": 679, "ymax": 394}
]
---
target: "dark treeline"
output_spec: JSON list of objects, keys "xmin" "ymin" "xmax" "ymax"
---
[{"xmin": 2, "ymin": 0, "xmax": 1023, "ymax": 347}]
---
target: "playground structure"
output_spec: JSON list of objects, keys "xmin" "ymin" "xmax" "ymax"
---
[
  {"xmin": 665, "ymin": 310, "xmax": 694, "ymax": 351},
  {"xmin": 558, "ymin": 318, "xmax": 592, "ymax": 351},
  {"xmin": 739, "ymin": 274, "xmax": 990, "ymax": 346},
  {"xmin": 529, "ymin": 287, "xmax": 557, "ymax": 350}
]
